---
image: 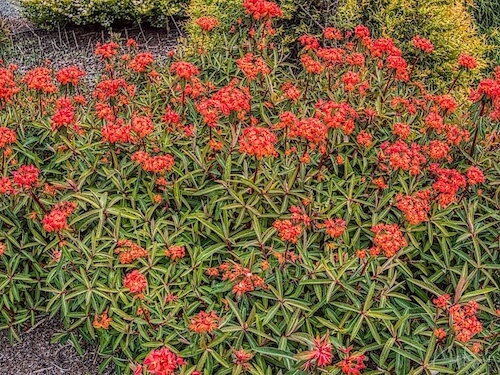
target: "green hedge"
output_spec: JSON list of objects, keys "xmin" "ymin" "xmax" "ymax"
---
[{"xmin": 20, "ymin": 0, "xmax": 186, "ymax": 28}]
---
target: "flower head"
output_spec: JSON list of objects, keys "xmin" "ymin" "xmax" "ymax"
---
[
  {"xmin": 124, "ymin": 270, "xmax": 147, "ymax": 294},
  {"xmin": 189, "ymin": 310, "xmax": 220, "ymax": 333},
  {"xmin": 239, "ymin": 126, "xmax": 278, "ymax": 159},
  {"xmin": 144, "ymin": 347, "xmax": 186, "ymax": 375}
]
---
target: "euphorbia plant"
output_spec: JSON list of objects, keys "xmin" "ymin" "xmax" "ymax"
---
[{"xmin": 0, "ymin": 0, "xmax": 499, "ymax": 374}]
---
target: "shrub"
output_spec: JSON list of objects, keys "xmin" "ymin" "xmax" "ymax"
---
[
  {"xmin": 20, "ymin": 0, "xmax": 186, "ymax": 28},
  {"xmin": 1, "ymin": 3, "xmax": 499, "ymax": 374},
  {"xmin": 335, "ymin": 0, "xmax": 488, "ymax": 89},
  {"xmin": 186, "ymin": 0, "xmax": 487, "ymax": 91}
]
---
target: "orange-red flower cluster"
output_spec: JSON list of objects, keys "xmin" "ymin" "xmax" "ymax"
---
[
  {"xmin": 315, "ymin": 100, "xmax": 357, "ymax": 135},
  {"xmin": 129, "ymin": 52, "xmax": 154, "ymax": 73},
  {"xmin": 165, "ymin": 245, "xmax": 186, "ymax": 261},
  {"xmin": 338, "ymin": 353, "xmax": 366, "ymax": 375},
  {"xmin": 239, "ymin": 126, "xmax": 278, "ymax": 158},
  {"xmin": 195, "ymin": 16, "xmax": 220, "ymax": 32},
  {"xmin": 0, "ymin": 242, "xmax": 5, "ymax": 257},
  {"xmin": 143, "ymin": 347, "xmax": 186, "ymax": 375},
  {"xmin": 323, "ymin": 218, "xmax": 346, "ymax": 238},
  {"xmin": 380, "ymin": 141, "xmax": 426, "ymax": 175},
  {"xmin": 412, "ymin": 35, "xmax": 434, "ymax": 54},
  {"xmin": 22, "ymin": 67, "xmax": 57, "ymax": 93},
  {"xmin": 301, "ymin": 334, "xmax": 333, "ymax": 370},
  {"xmin": 433, "ymin": 293, "xmax": 451, "ymax": 308},
  {"xmin": 396, "ymin": 190, "xmax": 432, "ymax": 225},
  {"xmin": 0, "ymin": 67, "xmax": 20, "ymax": 102},
  {"xmin": 170, "ymin": 61, "xmax": 199, "ymax": 80},
  {"xmin": 243, "ymin": 0, "xmax": 283, "ymax": 20},
  {"xmin": 93, "ymin": 311, "xmax": 112, "ymax": 329},
  {"xmin": 41, "ymin": 201, "xmax": 77, "ymax": 232},
  {"xmin": 289, "ymin": 117, "xmax": 328, "ymax": 146},
  {"xmin": 131, "ymin": 115, "xmax": 154, "ymax": 139},
  {"xmin": 102, "ymin": 119, "xmax": 132, "ymax": 143},
  {"xmin": 132, "ymin": 151, "xmax": 175, "ymax": 173},
  {"xmin": 273, "ymin": 219, "xmax": 302, "ymax": 243},
  {"xmin": 466, "ymin": 166, "xmax": 485, "ymax": 185},
  {"xmin": 124, "ymin": 269, "xmax": 147, "ymax": 294},
  {"xmin": 115, "ymin": 240, "xmax": 148, "ymax": 264},
  {"xmin": 189, "ymin": 310, "xmax": 220, "ymax": 333},
  {"xmin": 51, "ymin": 97, "xmax": 75, "ymax": 130},
  {"xmin": 370, "ymin": 223, "xmax": 407, "ymax": 257},
  {"xmin": 458, "ymin": 53, "xmax": 477, "ymax": 70},
  {"xmin": 95, "ymin": 42, "xmax": 119, "ymax": 59},
  {"xmin": 56, "ymin": 66, "xmax": 86, "ymax": 86},
  {"xmin": 0, "ymin": 127, "xmax": 16, "ymax": 148},
  {"xmin": 300, "ymin": 55, "xmax": 324, "ymax": 74},
  {"xmin": 12, "ymin": 165, "xmax": 39, "ymax": 189},
  {"xmin": 237, "ymin": 53, "xmax": 271, "ymax": 80},
  {"xmin": 449, "ymin": 301, "xmax": 483, "ymax": 343},
  {"xmin": 429, "ymin": 164, "xmax": 466, "ymax": 206}
]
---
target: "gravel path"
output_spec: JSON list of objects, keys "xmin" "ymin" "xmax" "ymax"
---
[
  {"xmin": 0, "ymin": 3, "xmax": 182, "ymax": 374},
  {"xmin": 0, "ymin": 318, "xmax": 115, "ymax": 375}
]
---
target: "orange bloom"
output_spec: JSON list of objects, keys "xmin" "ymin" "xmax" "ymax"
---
[
  {"xmin": 196, "ymin": 16, "xmax": 220, "ymax": 32},
  {"xmin": 189, "ymin": 310, "xmax": 220, "ymax": 333},
  {"xmin": 371, "ymin": 223, "xmax": 407, "ymax": 257},
  {"xmin": 93, "ymin": 311, "xmax": 112, "ymax": 329},
  {"xmin": 165, "ymin": 245, "xmax": 186, "ymax": 261},
  {"xmin": 115, "ymin": 240, "xmax": 148, "ymax": 264},
  {"xmin": 124, "ymin": 270, "xmax": 147, "ymax": 294},
  {"xmin": 239, "ymin": 126, "xmax": 278, "ymax": 159}
]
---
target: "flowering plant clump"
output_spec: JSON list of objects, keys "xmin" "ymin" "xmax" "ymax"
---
[{"xmin": 0, "ymin": 2, "xmax": 499, "ymax": 374}]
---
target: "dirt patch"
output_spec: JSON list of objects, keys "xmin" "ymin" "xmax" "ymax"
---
[{"xmin": 0, "ymin": 318, "xmax": 116, "ymax": 375}]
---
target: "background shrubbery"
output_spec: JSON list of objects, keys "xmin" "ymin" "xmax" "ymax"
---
[{"xmin": 20, "ymin": 0, "xmax": 186, "ymax": 28}]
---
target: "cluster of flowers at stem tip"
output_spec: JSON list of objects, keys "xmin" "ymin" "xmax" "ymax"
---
[{"xmin": 432, "ymin": 294, "xmax": 483, "ymax": 351}]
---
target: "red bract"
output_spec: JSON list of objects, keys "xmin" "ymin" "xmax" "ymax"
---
[
  {"xmin": 13, "ymin": 165, "xmax": 39, "ymax": 189},
  {"xmin": 56, "ymin": 66, "xmax": 86, "ymax": 85},
  {"xmin": 370, "ymin": 224, "xmax": 407, "ymax": 257},
  {"xmin": 115, "ymin": 240, "xmax": 148, "ymax": 264},
  {"xmin": 323, "ymin": 27, "xmax": 342, "ymax": 41},
  {"xmin": 243, "ymin": 0, "xmax": 283, "ymax": 20},
  {"xmin": 300, "ymin": 54, "xmax": 324, "ymax": 74},
  {"xmin": 22, "ymin": 67, "xmax": 56, "ymax": 93},
  {"xmin": 132, "ymin": 151, "xmax": 175, "ymax": 173},
  {"xmin": 338, "ymin": 353, "xmax": 366, "ymax": 375},
  {"xmin": 236, "ymin": 53, "xmax": 271, "ymax": 80},
  {"xmin": 0, "ymin": 127, "xmax": 16, "ymax": 148},
  {"xmin": 458, "ymin": 53, "xmax": 477, "ymax": 70},
  {"xmin": 412, "ymin": 35, "xmax": 434, "ymax": 53},
  {"xmin": 170, "ymin": 61, "xmax": 199, "ymax": 80},
  {"xmin": 196, "ymin": 16, "xmax": 219, "ymax": 32},
  {"xmin": 41, "ymin": 201, "xmax": 77, "ymax": 232},
  {"xmin": 289, "ymin": 117, "xmax": 328, "ymax": 145},
  {"xmin": 273, "ymin": 219, "xmax": 302, "ymax": 243},
  {"xmin": 356, "ymin": 130, "xmax": 372, "ymax": 147},
  {"xmin": 93, "ymin": 78, "xmax": 130, "ymax": 102},
  {"xmin": 95, "ymin": 42, "xmax": 119, "ymax": 59},
  {"xmin": 129, "ymin": 52, "xmax": 154, "ymax": 73},
  {"xmin": 131, "ymin": 115, "xmax": 154, "ymax": 139},
  {"xmin": 0, "ymin": 68, "xmax": 20, "ymax": 102},
  {"xmin": 380, "ymin": 141, "xmax": 426, "ymax": 175},
  {"xmin": 300, "ymin": 334, "xmax": 333, "ymax": 370},
  {"xmin": 299, "ymin": 35, "xmax": 320, "ymax": 51},
  {"xmin": 189, "ymin": 311, "xmax": 220, "ymax": 333},
  {"xmin": 165, "ymin": 245, "xmax": 186, "ymax": 261},
  {"xmin": 433, "ymin": 294, "xmax": 450, "ymax": 308},
  {"xmin": 466, "ymin": 166, "xmax": 485, "ymax": 185},
  {"xmin": 396, "ymin": 190, "xmax": 431, "ymax": 225},
  {"xmin": 281, "ymin": 82, "xmax": 300, "ymax": 102},
  {"xmin": 102, "ymin": 119, "xmax": 132, "ymax": 143},
  {"xmin": 428, "ymin": 140, "xmax": 450, "ymax": 160},
  {"xmin": 239, "ymin": 126, "xmax": 278, "ymax": 159},
  {"xmin": 449, "ymin": 301, "xmax": 482, "ymax": 343},
  {"xmin": 324, "ymin": 218, "xmax": 346, "ymax": 238},
  {"xmin": 52, "ymin": 97, "xmax": 75, "ymax": 130},
  {"xmin": 429, "ymin": 164, "xmax": 466, "ymax": 206},
  {"xmin": 0, "ymin": 177, "xmax": 15, "ymax": 195},
  {"xmin": 124, "ymin": 270, "xmax": 147, "ymax": 294},
  {"xmin": 143, "ymin": 347, "xmax": 186, "ymax": 375}
]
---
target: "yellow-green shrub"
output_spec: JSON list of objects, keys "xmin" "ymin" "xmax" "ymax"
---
[
  {"xmin": 336, "ymin": 0, "xmax": 488, "ymax": 89},
  {"xmin": 20, "ymin": 0, "xmax": 186, "ymax": 28}
]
